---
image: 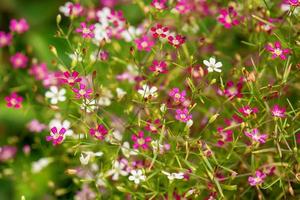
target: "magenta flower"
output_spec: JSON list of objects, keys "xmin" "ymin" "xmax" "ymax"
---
[
  {"xmin": 76, "ymin": 22, "xmax": 95, "ymax": 38},
  {"xmin": 149, "ymin": 60, "xmax": 168, "ymax": 74},
  {"xmin": 151, "ymin": 0, "xmax": 168, "ymax": 10},
  {"xmin": 72, "ymin": 83, "xmax": 93, "ymax": 99},
  {"xmin": 168, "ymin": 35, "xmax": 185, "ymax": 48},
  {"xmin": 248, "ymin": 170, "xmax": 266, "ymax": 186},
  {"xmin": 244, "ymin": 128, "xmax": 268, "ymax": 144},
  {"xmin": 70, "ymin": 3, "xmax": 84, "ymax": 16},
  {"xmin": 0, "ymin": 31, "xmax": 12, "ymax": 47},
  {"xmin": 89, "ymin": 124, "xmax": 108, "ymax": 140},
  {"xmin": 271, "ymin": 104, "xmax": 286, "ymax": 118},
  {"xmin": 238, "ymin": 105, "xmax": 259, "ymax": 117},
  {"xmin": 26, "ymin": 119, "xmax": 47, "ymax": 133},
  {"xmin": 175, "ymin": 108, "xmax": 192, "ymax": 123},
  {"xmin": 216, "ymin": 127, "xmax": 233, "ymax": 147},
  {"xmin": 5, "ymin": 92, "xmax": 23, "ymax": 109},
  {"xmin": 288, "ymin": 0, "xmax": 300, "ymax": 6},
  {"xmin": 135, "ymin": 36, "xmax": 155, "ymax": 52},
  {"xmin": 266, "ymin": 41, "xmax": 291, "ymax": 60},
  {"xmin": 132, "ymin": 131, "xmax": 152, "ymax": 150},
  {"xmin": 218, "ymin": 7, "xmax": 240, "ymax": 28},
  {"xmin": 46, "ymin": 127, "xmax": 66, "ymax": 146},
  {"xmin": 0, "ymin": 146, "xmax": 17, "ymax": 162},
  {"xmin": 10, "ymin": 52, "xmax": 28, "ymax": 69},
  {"xmin": 224, "ymin": 80, "xmax": 243, "ymax": 99},
  {"xmin": 224, "ymin": 114, "xmax": 243, "ymax": 126},
  {"xmin": 150, "ymin": 24, "xmax": 169, "ymax": 38},
  {"xmin": 29, "ymin": 63, "xmax": 49, "ymax": 81},
  {"xmin": 60, "ymin": 71, "xmax": 82, "ymax": 86},
  {"xmin": 9, "ymin": 18, "xmax": 29, "ymax": 34},
  {"xmin": 145, "ymin": 119, "xmax": 162, "ymax": 134},
  {"xmin": 175, "ymin": 0, "xmax": 193, "ymax": 14},
  {"xmin": 169, "ymin": 88, "xmax": 186, "ymax": 103}
]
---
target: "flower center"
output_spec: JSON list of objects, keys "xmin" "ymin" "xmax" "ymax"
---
[
  {"xmin": 79, "ymin": 89, "xmax": 86, "ymax": 95},
  {"xmin": 137, "ymin": 138, "xmax": 145, "ymax": 145},
  {"xmin": 274, "ymin": 48, "xmax": 282, "ymax": 56},
  {"xmin": 141, "ymin": 41, "xmax": 148, "ymax": 48}
]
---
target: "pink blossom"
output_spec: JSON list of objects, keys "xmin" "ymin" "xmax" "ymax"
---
[
  {"xmin": 168, "ymin": 35, "xmax": 185, "ymax": 48},
  {"xmin": 271, "ymin": 104, "xmax": 286, "ymax": 118},
  {"xmin": 145, "ymin": 119, "xmax": 162, "ymax": 134},
  {"xmin": 149, "ymin": 60, "xmax": 168, "ymax": 74},
  {"xmin": 107, "ymin": 10, "xmax": 126, "ymax": 27},
  {"xmin": 218, "ymin": 7, "xmax": 240, "ymax": 28},
  {"xmin": 69, "ymin": 3, "xmax": 84, "ymax": 17},
  {"xmin": 248, "ymin": 170, "xmax": 266, "ymax": 186},
  {"xmin": 224, "ymin": 80, "xmax": 243, "ymax": 99},
  {"xmin": 132, "ymin": 131, "xmax": 152, "ymax": 150},
  {"xmin": 0, "ymin": 146, "xmax": 17, "ymax": 162},
  {"xmin": 59, "ymin": 71, "xmax": 82, "ymax": 86},
  {"xmin": 224, "ymin": 114, "xmax": 243, "ymax": 127},
  {"xmin": 150, "ymin": 24, "xmax": 169, "ymax": 38},
  {"xmin": 169, "ymin": 88, "xmax": 186, "ymax": 103},
  {"xmin": 135, "ymin": 36, "xmax": 155, "ymax": 52},
  {"xmin": 0, "ymin": 31, "xmax": 12, "ymax": 47},
  {"xmin": 100, "ymin": 0, "xmax": 118, "ymax": 7},
  {"xmin": 29, "ymin": 63, "xmax": 49, "ymax": 81},
  {"xmin": 9, "ymin": 18, "xmax": 29, "ymax": 34},
  {"xmin": 46, "ymin": 127, "xmax": 66, "ymax": 146},
  {"xmin": 216, "ymin": 127, "xmax": 233, "ymax": 146},
  {"xmin": 238, "ymin": 105, "xmax": 259, "ymax": 117},
  {"xmin": 10, "ymin": 52, "xmax": 28, "ymax": 69},
  {"xmin": 244, "ymin": 128, "xmax": 268, "ymax": 144},
  {"xmin": 175, "ymin": 108, "xmax": 192, "ymax": 123},
  {"xmin": 99, "ymin": 51, "xmax": 109, "ymax": 61},
  {"xmin": 175, "ymin": 0, "xmax": 193, "ymax": 14},
  {"xmin": 26, "ymin": 119, "xmax": 47, "ymax": 133},
  {"xmin": 151, "ymin": 0, "xmax": 168, "ymax": 10},
  {"xmin": 72, "ymin": 83, "xmax": 93, "ymax": 99},
  {"xmin": 266, "ymin": 41, "xmax": 291, "ymax": 60},
  {"xmin": 288, "ymin": 0, "xmax": 300, "ymax": 6},
  {"xmin": 76, "ymin": 22, "xmax": 95, "ymax": 38},
  {"xmin": 89, "ymin": 124, "xmax": 108, "ymax": 140},
  {"xmin": 5, "ymin": 92, "xmax": 23, "ymax": 109}
]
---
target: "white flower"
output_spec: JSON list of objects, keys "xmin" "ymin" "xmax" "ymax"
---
[
  {"xmin": 106, "ymin": 160, "xmax": 128, "ymax": 181},
  {"xmin": 186, "ymin": 119, "xmax": 193, "ymax": 128},
  {"xmin": 93, "ymin": 23, "xmax": 110, "ymax": 44},
  {"xmin": 203, "ymin": 57, "xmax": 223, "ymax": 73},
  {"xmin": 106, "ymin": 130, "xmax": 123, "ymax": 143},
  {"xmin": 96, "ymin": 7, "xmax": 111, "ymax": 27},
  {"xmin": 49, "ymin": 116, "xmax": 73, "ymax": 137},
  {"xmin": 121, "ymin": 142, "xmax": 138, "ymax": 158},
  {"xmin": 162, "ymin": 171, "xmax": 184, "ymax": 181},
  {"xmin": 151, "ymin": 140, "xmax": 165, "ymax": 154},
  {"xmin": 116, "ymin": 88, "xmax": 127, "ymax": 99},
  {"xmin": 121, "ymin": 26, "xmax": 143, "ymax": 42},
  {"xmin": 98, "ymin": 88, "xmax": 113, "ymax": 106},
  {"xmin": 79, "ymin": 151, "xmax": 103, "ymax": 165},
  {"xmin": 80, "ymin": 99, "xmax": 98, "ymax": 113},
  {"xmin": 31, "ymin": 157, "xmax": 53, "ymax": 173},
  {"xmin": 69, "ymin": 51, "xmax": 83, "ymax": 62},
  {"xmin": 138, "ymin": 84, "xmax": 158, "ymax": 99},
  {"xmin": 128, "ymin": 169, "xmax": 146, "ymax": 184},
  {"xmin": 96, "ymin": 173, "xmax": 106, "ymax": 187},
  {"xmin": 45, "ymin": 86, "xmax": 66, "ymax": 104},
  {"xmin": 59, "ymin": 2, "xmax": 72, "ymax": 17}
]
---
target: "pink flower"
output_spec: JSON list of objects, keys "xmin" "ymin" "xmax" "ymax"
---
[
  {"xmin": 132, "ymin": 131, "xmax": 152, "ymax": 150},
  {"xmin": 9, "ymin": 18, "xmax": 29, "ymax": 34},
  {"xmin": 149, "ymin": 60, "xmax": 168, "ymax": 74},
  {"xmin": 244, "ymin": 128, "xmax": 268, "ymax": 144},
  {"xmin": 46, "ymin": 127, "xmax": 66, "ymax": 146},
  {"xmin": 266, "ymin": 41, "xmax": 291, "ymax": 60},
  {"xmin": 175, "ymin": 0, "xmax": 193, "ymax": 14},
  {"xmin": 0, "ymin": 31, "xmax": 12, "ymax": 47},
  {"xmin": 10, "ymin": 52, "xmax": 28, "ymax": 69},
  {"xmin": 107, "ymin": 10, "xmax": 126, "ymax": 27},
  {"xmin": 145, "ymin": 119, "xmax": 162, "ymax": 134},
  {"xmin": 151, "ymin": 0, "xmax": 168, "ymax": 10},
  {"xmin": 288, "ymin": 0, "xmax": 300, "ymax": 6},
  {"xmin": 168, "ymin": 35, "xmax": 185, "ymax": 48},
  {"xmin": 100, "ymin": 0, "xmax": 118, "ymax": 7},
  {"xmin": 224, "ymin": 80, "xmax": 243, "ymax": 99},
  {"xmin": 150, "ymin": 24, "xmax": 169, "ymax": 38},
  {"xmin": 76, "ymin": 22, "xmax": 95, "ymax": 38},
  {"xmin": 238, "ymin": 105, "xmax": 259, "ymax": 117},
  {"xmin": 135, "ymin": 36, "xmax": 155, "ymax": 52},
  {"xmin": 5, "ymin": 92, "xmax": 23, "ymax": 109},
  {"xmin": 248, "ymin": 170, "xmax": 266, "ymax": 186},
  {"xmin": 89, "ymin": 124, "xmax": 108, "ymax": 140},
  {"xmin": 70, "ymin": 3, "xmax": 84, "ymax": 16},
  {"xmin": 175, "ymin": 108, "xmax": 192, "ymax": 123},
  {"xmin": 216, "ymin": 127, "xmax": 233, "ymax": 146},
  {"xmin": 218, "ymin": 7, "xmax": 240, "ymax": 28},
  {"xmin": 29, "ymin": 63, "xmax": 49, "ymax": 81},
  {"xmin": 26, "ymin": 119, "xmax": 47, "ymax": 133},
  {"xmin": 59, "ymin": 71, "xmax": 82, "ymax": 86},
  {"xmin": 0, "ymin": 146, "xmax": 17, "ymax": 162},
  {"xmin": 224, "ymin": 114, "xmax": 243, "ymax": 126},
  {"xmin": 271, "ymin": 104, "xmax": 286, "ymax": 118},
  {"xmin": 72, "ymin": 83, "xmax": 93, "ymax": 99},
  {"xmin": 169, "ymin": 88, "xmax": 186, "ymax": 103}
]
